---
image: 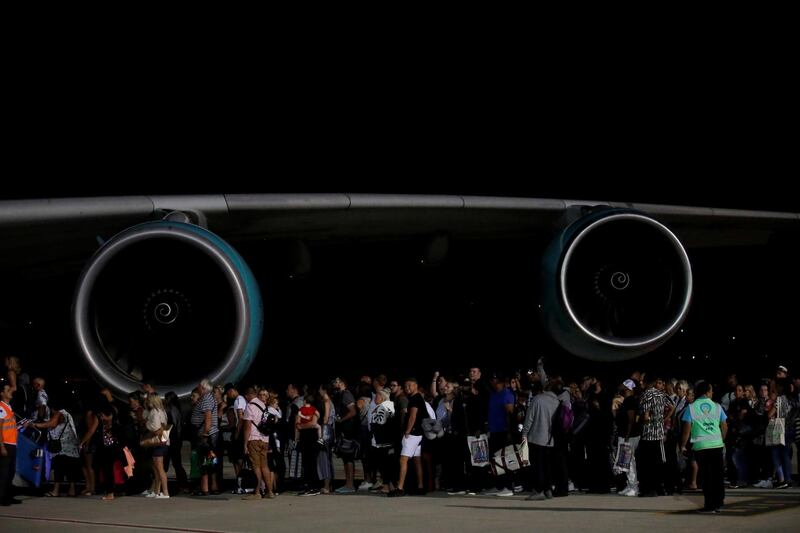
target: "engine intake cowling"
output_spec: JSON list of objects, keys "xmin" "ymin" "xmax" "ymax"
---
[
  {"xmin": 541, "ymin": 208, "xmax": 692, "ymax": 362},
  {"xmin": 72, "ymin": 221, "xmax": 263, "ymax": 399}
]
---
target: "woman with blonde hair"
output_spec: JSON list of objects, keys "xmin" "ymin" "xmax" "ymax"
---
[{"xmin": 143, "ymin": 394, "xmax": 170, "ymax": 498}]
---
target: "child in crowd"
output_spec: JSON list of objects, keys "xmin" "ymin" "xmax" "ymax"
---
[{"xmin": 295, "ymin": 394, "xmax": 324, "ymax": 445}]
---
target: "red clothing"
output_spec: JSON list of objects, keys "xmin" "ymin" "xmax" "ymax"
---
[{"xmin": 297, "ymin": 405, "xmax": 317, "ymax": 425}]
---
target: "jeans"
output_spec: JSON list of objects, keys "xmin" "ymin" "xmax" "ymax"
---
[
  {"xmin": 618, "ymin": 436, "xmax": 640, "ymax": 491},
  {"xmin": 731, "ymin": 446, "xmax": 748, "ymax": 484},
  {"xmin": 770, "ymin": 444, "xmax": 793, "ymax": 483}
]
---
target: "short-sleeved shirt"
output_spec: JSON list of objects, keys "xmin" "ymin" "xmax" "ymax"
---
[
  {"xmin": 190, "ymin": 392, "xmax": 219, "ymax": 436},
  {"xmin": 640, "ymin": 388, "xmax": 669, "ymax": 441},
  {"xmin": 407, "ymin": 393, "xmax": 428, "ymax": 436},
  {"xmin": 488, "ymin": 388, "xmax": 515, "ymax": 433},
  {"xmin": 233, "ymin": 395, "xmax": 247, "ymax": 413},
  {"xmin": 335, "ymin": 390, "xmax": 356, "ymax": 432},
  {"xmin": 243, "ymin": 398, "xmax": 270, "ymax": 442},
  {"xmin": 616, "ymin": 395, "xmax": 641, "ymax": 438}
]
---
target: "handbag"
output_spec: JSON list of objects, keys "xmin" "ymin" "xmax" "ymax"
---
[
  {"xmin": 335, "ymin": 435, "xmax": 360, "ymax": 457},
  {"xmin": 46, "ymin": 422, "xmax": 67, "ymax": 454}
]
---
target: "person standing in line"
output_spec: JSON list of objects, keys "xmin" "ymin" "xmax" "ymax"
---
[
  {"xmin": 388, "ymin": 378, "xmax": 428, "ymax": 497},
  {"xmin": 0, "ymin": 383, "xmax": 21, "ymax": 506},
  {"xmin": 681, "ymin": 381, "xmax": 727, "ymax": 514}
]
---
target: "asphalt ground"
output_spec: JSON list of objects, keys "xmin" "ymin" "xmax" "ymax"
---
[{"xmin": 2, "ymin": 486, "xmax": 799, "ymax": 533}]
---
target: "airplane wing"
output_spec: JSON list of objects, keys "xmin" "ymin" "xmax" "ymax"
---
[{"xmin": 1, "ymin": 194, "xmax": 798, "ymax": 398}]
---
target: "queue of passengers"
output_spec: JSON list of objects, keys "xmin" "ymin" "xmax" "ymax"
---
[{"xmin": 1, "ymin": 354, "xmax": 798, "ymax": 513}]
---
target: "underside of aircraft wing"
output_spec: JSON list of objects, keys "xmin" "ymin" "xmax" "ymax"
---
[{"xmin": 0, "ymin": 194, "xmax": 797, "ymax": 398}]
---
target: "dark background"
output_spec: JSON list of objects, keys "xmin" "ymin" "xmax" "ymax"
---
[{"xmin": 2, "ymin": 42, "xmax": 797, "ymax": 397}]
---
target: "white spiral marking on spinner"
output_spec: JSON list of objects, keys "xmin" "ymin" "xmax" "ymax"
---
[{"xmin": 610, "ymin": 272, "xmax": 630, "ymax": 290}]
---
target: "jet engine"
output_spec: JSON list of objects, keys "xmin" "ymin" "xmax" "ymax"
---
[
  {"xmin": 72, "ymin": 221, "xmax": 263, "ymax": 399},
  {"xmin": 541, "ymin": 208, "xmax": 692, "ymax": 362}
]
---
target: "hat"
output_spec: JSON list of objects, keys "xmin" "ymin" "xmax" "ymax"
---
[
  {"xmin": 777, "ymin": 365, "xmax": 788, "ymax": 374},
  {"xmin": 623, "ymin": 379, "xmax": 636, "ymax": 391}
]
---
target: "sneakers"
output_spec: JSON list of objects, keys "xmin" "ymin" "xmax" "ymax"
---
[
  {"xmin": 231, "ymin": 487, "xmax": 245, "ymax": 495},
  {"xmin": 300, "ymin": 489, "xmax": 320, "ymax": 496},
  {"xmin": 155, "ymin": 493, "xmax": 170, "ymax": 499},
  {"xmin": 495, "ymin": 488, "xmax": 514, "ymax": 497},
  {"xmin": 387, "ymin": 489, "xmax": 406, "ymax": 497},
  {"xmin": 358, "ymin": 481, "xmax": 373, "ymax": 491},
  {"xmin": 447, "ymin": 490, "xmax": 467, "ymax": 495},
  {"xmin": 482, "ymin": 488, "xmax": 501, "ymax": 496},
  {"xmin": 619, "ymin": 487, "xmax": 638, "ymax": 497},
  {"xmin": 140, "ymin": 490, "xmax": 153, "ymax": 497},
  {"xmin": 145, "ymin": 492, "xmax": 158, "ymax": 498},
  {"xmin": 696, "ymin": 508, "xmax": 720, "ymax": 514},
  {"xmin": 334, "ymin": 486, "xmax": 356, "ymax": 494},
  {"xmin": 544, "ymin": 490, "xmax": 553, "ymax": 499},
  {"xmin": 753, "ymin": 479, "xmax": 773, "ymax": 488},
  {"xmin": 513, "ymin": 485, "xmax": 524, "ymax": 494},
  {"xmin": 774, "ymin": 481, "xmax": 791, "ymax": 489},
  {"xmin": 568, "ymin": 481, "xmax": 577, "ymax": 492},
  {"xmin": 526, "ymin": 491, "xmax": 547, "ymax": 501}
]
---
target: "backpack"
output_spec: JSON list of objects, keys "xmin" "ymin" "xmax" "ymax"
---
[
  {"xmin": 552, "ymin": 399, "xmax": 574, "ymax": 440},
  {"xmin": 248, "ymin": 401, "xmax": 277, "ymax": 435}
]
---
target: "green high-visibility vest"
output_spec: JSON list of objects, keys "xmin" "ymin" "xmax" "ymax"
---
[{"xmin": 689, "ymin": 398, "xmax": 724, "ymax": 450}]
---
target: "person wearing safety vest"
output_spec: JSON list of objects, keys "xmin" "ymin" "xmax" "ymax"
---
[
  {"xmin": 680, "ymin": 381, "xmax": 727, "ymax": 514},
  {"xmin": 1, "ymin": 382, "xmax": 21, "ymax": 506}
]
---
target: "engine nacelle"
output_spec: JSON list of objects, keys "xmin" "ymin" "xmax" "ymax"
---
[
  {"xmin": 541, "ymin": 208, "xmax": 692, "ymax": 361},
  {"xmin": 72, "ymin": 221, "xmax": 263, "ymax": 399}
]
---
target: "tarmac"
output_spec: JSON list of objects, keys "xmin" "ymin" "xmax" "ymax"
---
[{"xmin": 2, "ymin": 486, "xmax": 799, "ymax": 533}]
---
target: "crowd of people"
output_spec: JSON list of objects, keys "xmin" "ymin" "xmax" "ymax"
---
[{"xmin": 1, "ymin": 354, "xmax": 798, "ymax": 514}]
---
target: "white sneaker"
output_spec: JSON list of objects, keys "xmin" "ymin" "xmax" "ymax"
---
[
  {"xmin": 140, "ymin": 490, "xmax": 153, "ymax": 496},
  {"xmin": 155, "ymin": 493, "xmax": 170, "ymax": 499},
  {"xmin": 495, "ymin": 488, "xmax": 514, "ymax": 497},
  {"xmin": 513, "ymin": 485, "xmax": 524, "ymax": 494},
  {"xmin": 358, "ymin": 481, "xmax": 373, "ymax": 491},
  {"xmin": 620, "ymin": 487, "xmax": 638, "ymax": 497},
  {"xmin": 145, "ymin": 492, "xmax": 158, "ymax": 498},
  {"xmin": 568, "ymin": 481, "xmax": 577, "ymax": 492},
  {"xmin": 761, "ymin": 480, "xmax": 773, "ymax": 489}
]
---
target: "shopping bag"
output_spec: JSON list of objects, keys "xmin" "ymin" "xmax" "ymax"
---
[
  {"xmin": 467, "ymin": 433, "xmax": 490, "ymax": 467},
  {"xmin": 613, "ymin": 440, "xmax": 632, "ymax": 474},
  {"xmin": 15, "ymin": 426, "xmax": 44, "ymax": 487},
  {"xmin": 490, "ymin": 441, "xmax": 530, "ymax": 476},
  {"xmin": 190, "ymin": 449, "xmax": 200, "ymax": 480},
  {"xmin": 765, "ymin": 418, "xmax": 786, "ymax": 447}
]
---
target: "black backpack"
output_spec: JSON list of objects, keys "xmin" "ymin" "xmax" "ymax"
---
[{"xmin": 248, "ymin": 401, "xmax": 277, "ymax": 435}]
